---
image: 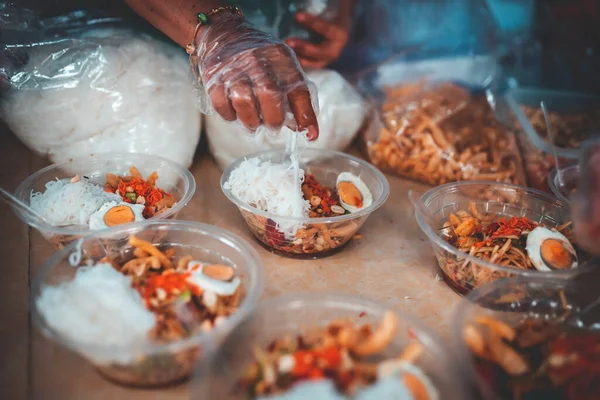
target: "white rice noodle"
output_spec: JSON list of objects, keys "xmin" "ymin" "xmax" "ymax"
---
[
  {"xmin": 36, "ymin": 263, "xmax": 156, "ymax": 365},
  {"xmin": 30, "ymin": 178, "xmax": 121, "ymax": 226}
]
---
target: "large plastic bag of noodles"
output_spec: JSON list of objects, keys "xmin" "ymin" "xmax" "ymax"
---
[{"xmin": 0, "ymin": 6, "xmax": 202, "ymax": 168}]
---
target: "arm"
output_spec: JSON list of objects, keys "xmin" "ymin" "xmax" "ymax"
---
[
  {"xmin": 124, "ymin": 0, "xmax": 226, "ymax": 48},
  {"xmin": 125, "ymin": 0, "xmax": 319, "ymax": 139}
]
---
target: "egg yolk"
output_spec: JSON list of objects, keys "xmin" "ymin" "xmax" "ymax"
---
[
  {"xmin": 403, "ymin": 372, "xmax": 430, "ymax": 400},
  {"xmin": 103, "ymin": 205, "xmax": 136, "ymax": 227},
  {"xmin": 540, "ymin": 239, "xmax": 573, "ymax": 270},
  {"xmin": 337, "ymin": 181, "xmax": 363, "ymax": 208}
]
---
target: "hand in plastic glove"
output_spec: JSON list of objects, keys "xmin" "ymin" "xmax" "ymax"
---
[
  {"xmin": 125, "ymin": 0, "xmax": 319, "ymax": 139},
  {"xmin": 194, "ymin": 11, "xmax": 319, "ymax": 138},
  {"xmin": 285, "ymin": 0, "xmax": 355, "ymax": 69},
  {"xmin": 573, "ymin": 137, "xmax": 600, "ymax": 254}
]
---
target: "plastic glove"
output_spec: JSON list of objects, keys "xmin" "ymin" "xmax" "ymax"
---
[
  {"xmin": 573, "ymin": 137, "xmax": 600, "ymax": 255},
  {"xmin": 191, "ymin": 11, "xmax": 319, "ymax": 139}
]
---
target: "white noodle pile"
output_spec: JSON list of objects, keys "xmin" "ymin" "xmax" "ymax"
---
[
  {"xmin": 36, "ymin": 263, "xmax": 156, "ymax": 364},
  {"xmin": 224, "ymin": 129, "xmax": 310, "ymax": 237},
  {"xmin": 30, "ymin": 178, "xmax": 121, "ymax": 226},
  {"xmin": 2, "ymin": 30, "xmax": 201, "ymax": 168}
]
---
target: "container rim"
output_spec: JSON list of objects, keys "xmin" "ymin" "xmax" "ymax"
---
[
  {"xmin": 548, "ymin": 164, "xmax": 579, "ymax": 205},
  {"xmin": 197, "ymin": 291, "xmax": 466, "ymax": 398},
  {"xmin": 220, "ymin": 148, "xmax": 390, "ymax": 223},
  {"xmin": 30, "ymin": 220, "xmax": 265, "ymax": 361},
  {"xmin": 415, "ymin": 180, "xmax": 589, "ymax": 278},
  {"xmin": 14, "ymin": 153, "xmax": 196, "ymax": 236}
]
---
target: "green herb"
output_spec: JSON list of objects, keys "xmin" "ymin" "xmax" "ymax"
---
[
  {"xmin": 178, "ymin": 290, "xmax": 192, "ymax": 302},
  {"xmin": 125, "ymin": 192, "xmax": 137, "ymax": 202}
]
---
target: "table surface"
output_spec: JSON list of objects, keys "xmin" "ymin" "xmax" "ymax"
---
[{"xmin": 0, "ymin": 128, "xmax": 462, "ymax": 400}]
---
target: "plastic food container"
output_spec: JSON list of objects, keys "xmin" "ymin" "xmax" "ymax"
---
[
  {"xmin": 221, "ymin": 149, "xmax": 389, "ymax": 258},
  {"xmin": 357, "ymin": 55, "xmax": 526, "ymax": 186},
  {"xmin": 14, "ymin": 153, "xmax": 196, "ymax": 249},
  {"xmin": 192, "ymin": 292, "xmax": 467, "ymax": 400},
  {"xmin": 506, "ymin": 87, "xmax": 600, "ymax": 191},
  {"xmin": 415, "ymin": 181, "xmax": 589, "ymax": 296},
  {"xmin": 548, "ymin": 164, "xmax": 580, "ymax": 205},
  {"xmin": 31, "ymin": 220, "xmax": 265, "ymax": 387},
  {"xmin": 453, "ymin": 277, "xmax": 600, "ymax": 400}
]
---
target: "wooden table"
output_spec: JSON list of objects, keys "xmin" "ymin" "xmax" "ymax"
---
[{"xmin": 0, "ymin": 128, "xmax": 461, "ymax": 400}]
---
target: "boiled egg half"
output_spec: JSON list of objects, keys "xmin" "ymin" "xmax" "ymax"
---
[
  {"xmin": 88, "ymin": 201, "xmax": 145, "ymax": 230},
  {"xmin": 336, "ymin": 172, "xmax": 373, "ymax": 213},
  {"xmin": 526, "ymin": 226, "xmax": 578, "ymax": 271}
]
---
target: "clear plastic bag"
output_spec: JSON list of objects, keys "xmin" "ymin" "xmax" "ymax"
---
[
  {"xmin": 0, "ymin": 13, "xmax": 202, "ymax": 168},
  {"xmin": 358, "ymin": 54, "xmax": 525, "ymax": 186},
  {"xmin": 506, "ymin": 88, "xmax": 600, "ymax": 192},
  {"xmin": 206, "ymin": 69, "xmax": 365, "ymax": 170}
]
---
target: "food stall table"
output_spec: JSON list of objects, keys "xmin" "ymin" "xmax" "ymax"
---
[{"xmin": 0, "ymin": 127, "xmax": 461, "ymax": 400}]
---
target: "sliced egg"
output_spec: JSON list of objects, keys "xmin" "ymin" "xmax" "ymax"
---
[
  {"xmin": 186, "ymin": 261, "xmax": 240, "ymax": 296},
  {"xmin": 336, "ymin": 172, "xmax": 373, "ymax": 213},
  {"xmin": 88, "ymin": 201, "xmax": 145, "ymax": 230},
  {"xmin": 526, "ymin": 226, "xmax": 578, "ymax": 271}
]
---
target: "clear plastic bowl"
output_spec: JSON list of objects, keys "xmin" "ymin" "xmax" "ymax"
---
[
  {"xmin": 453, "ymin": 276, "xmax": 599, "ymax": 400},
  {"xmin": 415, "ymin": 180, "xmax": 590, "ymax": 296},
  {"xmin": 192, "ymin": 292, "xmax": 467, "ymax": 400},
  {"xmin": 548, "ymin": 164, "xmax": 580, "ymax": 205},
  {"xmin": 221, "ymin": 149, "xmax": 389, "ymax": 258},
  {"xmin": 31, "ymin": 220, "xmax": 265, "ymax": 387},
  {"xmin": 14, "ymin": 153, "xmax": 196, "ymax": 249}
]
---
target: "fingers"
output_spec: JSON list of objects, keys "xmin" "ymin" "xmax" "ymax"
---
[
  {"xmin": 271, "ymin": 48, "xmax": 318, "ymax": 140},
  {"xmin": 248, "ymin": 52, "xmax": 285, "ymax": 130},
  {"xmin": 286, "ymin": 14, "xmax": 348, "ymax": 68},
  {"xmin": 208, "ymin": 78, "xmax": 236, "ymax": 122},
  {"xmin": 285, "ymin": 38, "xmax": 323, "ymax": 60},
  {"xmin": 225, "ymin": 70, "xmax": 261, "ymax": 131},
  {"xmin": 295, "ymin": 12, "xmax": 345, "ymax": 40},
  {"xmin": 296, "ymin": 57, "xmax": 328, "ymax": 70},
  {"xmin": 205, "ymin": 43, "xmax": 318, "ymax": 137}
]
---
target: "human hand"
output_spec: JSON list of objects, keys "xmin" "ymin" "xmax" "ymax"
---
[
  {"xmin": 192, "ymin": 12, "xmax": 319, "ymax": 139},
  {"xmin": 285, "ymin": 12, "xmax": 349, "ymax": 69},
  {"xmin": 573, "ymin": 137, "xmax": 600, "ymax": 254}
]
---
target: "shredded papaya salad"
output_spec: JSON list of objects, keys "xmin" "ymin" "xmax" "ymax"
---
[
  {"xmin": 104, "ymin": 166, "xmax": 176, "ymax": 219},
  {"xmin": 237, "ymin": 312, "xmax": 439, "ymax": 400},
  {"xmin": 30, "ymin": 165, "xmax": 177, "ymax": 232},
  {"xmin": 439, "ymin": 203, "xmax": 582, "ymax": 292}
]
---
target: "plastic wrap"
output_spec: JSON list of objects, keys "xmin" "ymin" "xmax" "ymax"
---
[
  {"xmin": 1, "ymin": 15, "xmax": 202, "ymax": 168},
  {"xmin": 507, "ymin": 88, "xmax": 600, "ymax": 192},
  {"xmin": 358, "ymin": 54, "xmax": 525, "ymax": 186},
  {"xmin": 206, "ymin": 69, "xmax": 365, "ymax": 170}
]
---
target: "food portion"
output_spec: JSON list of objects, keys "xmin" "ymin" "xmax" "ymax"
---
[
  {"xmin": 30, "ymin": 166, "xmax": 176, "ymax": 230},
  {"xmin": 522, "ymin": 105, "xmax": 600, "ymax": 150},
  {"xmin": 237, "ymin": 312, "xmax": 437, "ymax": 400},
  {"xmin": 438, "ymin": 202, "xmax": 581, "ymax": 292},
  {"xmin": 517, "ymin": 106, "xmax": 599, "ymax": 192},
  {"xmin": 463, "ymin": 315, "xmax": 600, "ymax": 400},
  {"xmin": 367, "ymin": 82, "xmax": 524, "ymax": 186},
  {"xmin": 36, "ymin": 235, "xmax": 242, "ymax": 386},
  {"xmin": 224, "ymin": 157, "xmax": 372, "ymax": 256}
]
